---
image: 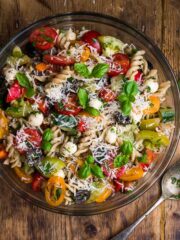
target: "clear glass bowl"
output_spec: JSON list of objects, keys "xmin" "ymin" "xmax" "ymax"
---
[{"xmin": 0, "ymin": 12, "xmax": 179, "ymax": 215}]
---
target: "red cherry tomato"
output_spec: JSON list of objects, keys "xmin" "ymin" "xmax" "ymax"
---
[
  {"xmin": 24, "ymin": 128, "xmax": 42, "ymax": 147},
  {"xmin": 77, "ymin": 120, "xmax": 87, "ymax": 132},
  {"xmin": 82, "ymin": 30, "xmax": 102, "ymax": 53},
  {"xmin": 54, "ymin": 94, "xmax": 82, "ymax": 116},
  {"xmin": 113, "ymin": 180, "xmax": 124, "ymax": 192},
  {"xmin": 27, "ymin": 97, "xmax": 49, "ymax": 114},
  {"xmin": 134, "ymin": 70, "xmax": 143, "ymax": 82},
  {"xmin": 99, "ymin": 88, "xmax": 116, "ymax": 102},
  {"xmin": 43, "ymin": 55, "xmax": 75, "ymax": 66},
  {"xmin": 139, "ymin": 163, "xmax": 150, "ymax": 172},
  {"xmin": 32, "ymin": 173, "xmax": 45, "ymax": 192},
  {"xmin": 108, "ymin": 53, "xmax": 130, "ymax": 77},
  {"xmin": 6, "ymin": 81, "xmax": 25, "ymax": 103},
  {"xmin": 29, "ymin": 27, "xmax": 57, "ymax": 50}
]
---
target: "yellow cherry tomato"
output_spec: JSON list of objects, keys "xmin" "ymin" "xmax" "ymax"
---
[
  {"xmin": 144, "ymin": 96, "xmax": 160, "ymax": 115},
  {"xmin": 81, "ymin": 47, "xmax": 90, "ymax": 62},
  {"xmin": 0, "ymin": 109, "xmax": 8, "ymax": 139},
  {"xmin": 45, "ymin": 176, "xmax": 66, "ymax": 207},
  {"xmin": 95, "ymin": 188, "xmax": 112, "ymax": 203},
  {"xmin": 14, "ymin": 167, "xmax": 33, "ymax": 184},
  {"xmin": 120, "ymin": 166, "xmax": 144, "ymax": 181}
]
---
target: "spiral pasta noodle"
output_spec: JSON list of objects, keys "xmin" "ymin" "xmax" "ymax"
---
[
  {"xmin": 4, "ymin": 134, "xmax": 22, "ymax": 168},
  {"xmin": 125, "ymin": 50, "xmax": 146, "ymax": 79},
  {"xmin": 57, "ymin": 28, "xmax": 76, "ymax": 49},
  {"xmin": 153, "ymin": 81, "xmax": 171, "ymax": 102}
]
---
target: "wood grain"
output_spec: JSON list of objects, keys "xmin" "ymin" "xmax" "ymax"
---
[{"xmin": 0, "ymin": 0, "xmax": 179, "ymax": 240}]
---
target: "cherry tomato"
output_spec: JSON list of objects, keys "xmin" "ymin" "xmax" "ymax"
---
[
  {"xmin": 95, "ymin": 188, "xmax": 112, "ymax": 203},
  {"xmin": 146, "ymin": 149, "xmax": 157, "ymax": 163},
  {"xmin": 27, "ymin": 97, "xmax": 49, "ymax": 114},
  {"xmin": 0, "ymin": 144, "xmax": 8, "ymax": 160},
  {"xmin": 99, "ymin": 88, "xmax": 116, "ymax": 102},
  {"xmin": 24, "ymin": 128, "xmax": 42, "ymax": 147},
  {"xmin": 108, "ymin": 53, "xmax": 130, "ymax": 77},
  {"xmin": 29, "ymin": 27, "xmax": 57, "ymax": 50},
  {"xmin": 113, "ymin": 180, "xmax": 124, "ymax": 192},
  {"xmin": 6, "ymin": 81, "xmax": 25, "ymax": 103},
  {"xmin": 43, "ymin": 55, "xmax": 75, "ymax": 66},
  {"xmin": 82, "ymin": 30, "xmax": 102, "ymax": 53},
  {"xmin": 120, "ymin": 166, "xmax": 144, "ymax": 181},
  {"xmin": 139, "ymin": 163, "xmax": 150, "ymax": 172},
  {"xmin": 32, "ymin": 173, "xmax": 45, "ymax": 192},
  {"xmin": 45, "ymin": 176, "xmax": 66, "ymax": 207},
  {"xmin": 54, "ymin": 94, "xmax": 82, "ymax": 116},
  {"xmin": 14, "ymin": 167, "xmax": 33, "ymax": 184},
  {"xmin": 0, "ymin": 109, "xmax": 8, "ymax": 139},
  {"xmin": 134, "ymin": 70, "xmax": 143, "ymax": 82},
  {"xmin": 77, "ymin": 120, "xmax": 87, "ymax": 132}
]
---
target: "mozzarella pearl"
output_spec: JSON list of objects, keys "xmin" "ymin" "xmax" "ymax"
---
[
  {"xmin": 28, "ymin": 112, "xmax": 44, "ymax": 127},
  {"xmin": 105, "ymin": 127, "xmax": 117, "ymax": 144},
  {"xmin": 145, "ymin": 80, "xmax": 159, "ymax": 93},
  {"xmin": 61, "ymin": 142, "xmax": 77, "ymax": 157},
  {"xmin": 89, "ymin": 98, "xmax": 103, "ymax": 110}
]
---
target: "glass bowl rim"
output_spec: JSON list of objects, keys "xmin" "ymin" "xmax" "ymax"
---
[{"xmin": 0, "ymin": 11, "xmax": 179, "ymax": 216}]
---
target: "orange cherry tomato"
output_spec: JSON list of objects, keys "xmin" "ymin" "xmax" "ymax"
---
[
  {"xmin": 14, "ymin": 167, "xmax": 33, "ymax": 184},
  {"xmin": 146, "ymin": 149, "xmax": 157, "ymax": 163},
  {"xmin": 0, "ymin": 109, "xmax": 8, "ymax": 139},
  {"xmin": 143, "ymin": 96, "xmax": 160, "ymax": 115},
  {"xmin": 35, "ymin": 63, "xmax": 48, "ymax": 72},
  {"xmin": 81, "ymin": 47, "xmax": 90, "ymax": 62},
  {"xmin": 45, "ymin": 176, "xmax": 66, "ymax": 207},
  {"xmin": 0, "ymin": 145, "xmax": 8, "ymax": 160},
  {"xmin": 120, "ymin": 166, "xmax": 144, "ymax": 181},
  {"xmin": 95, "ymin": 188, "xmax": 112, "ymax": 203}
]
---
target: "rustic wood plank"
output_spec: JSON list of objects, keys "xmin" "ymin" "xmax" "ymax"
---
[{"xmin": 0, "ymin": 1, "xmax": 179, "ymax": 240}]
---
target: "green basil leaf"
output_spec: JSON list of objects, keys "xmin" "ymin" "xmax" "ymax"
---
[
  {"xmin": 137, "ymin": 153, "xmax": 147, "ymax": 163},
  {"xmin": 74, "ymin": 63, "xmax": 91, "ymax": 78},
  {"xmin": 86, "ymin": 107, "xmax": 100, "ymax": 116},
  {"xmin": 91, "ymin": 63, "xmax": 109, "ymax": 78},
  {"xmin": 43, "ymin": 128, "xmax": 53, "ymax": 141},
  {"xmin": 90, "ymin": 164, "xmax": 104, "ymax": 178},
  {"xmin": 42, "ymin": 140, "xmax": 52, "ymax": 152},
  {"xmin": 117, "ymin": 92, "xmax": 128, "ymax": 103},
  {"xmin": 78, "ymin": 163, "xmax": 91, "ymax": 179},
  {"xmin": 86, "ymin": 155, "xmax": 94, "ymax": 164},
  {"xmin": 77, "ymin": 88, "xmax": 88, "ymax": 109},
  {"xmin": 16, "ymin": 72, "xmax": 31, "ymax": 88},
  {"xmin": 114, "ymin": 154, "xmax": 129, "ymax": 167},
  {"xmin": 121, "ymin": 140, "xmax": 133, "ymax": 155},
  {"xmin": 25, "ymin": 86, "xmax": 35, "ymax": 98},
  {"xmin": 121, "ymin": 100, "xmax": 131, "ymax": 115},
  {"xmin": 54, "ymin": 114, "xmax": 78, "ymax": 128},
  {"xmin": 124, "ymin": 80, "xmax": 138, "ymax": 97}
]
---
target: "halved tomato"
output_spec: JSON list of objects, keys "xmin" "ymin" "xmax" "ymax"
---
[
  {"xmin": 99, "ymin": 88, "xmax": 116, "ymax": 102},
  {"xmin": 29, "ymin": 27, "xmax": 57, "ymax": 50},
  {"xmin": 6, "ymin": 81, "xmax": 25, "ymax": 103},
  {"xmin": 82, "ymin": 30, "xmax": 102, "ymax": 53},
  {"xmin": 43, "ymin": 55, "xmax": 75, "ymax": 66},
  {"xmin": 108, "ymin": 53, "xmax": 130, "ymax": 77}
]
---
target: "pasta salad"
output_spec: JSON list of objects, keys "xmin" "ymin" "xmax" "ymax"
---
[{"xmin": 0, "ymin": 26, "xmax": 175, "ymax": 206}]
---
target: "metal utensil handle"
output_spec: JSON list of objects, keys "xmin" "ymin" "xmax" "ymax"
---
[{"xmin": 111, "ymin": 195, "xmax": 165, "ymax": 240}]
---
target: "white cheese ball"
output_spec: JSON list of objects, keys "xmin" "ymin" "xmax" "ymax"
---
[
  {"xmin": 105, "ymin": 127, "xmax": 117, "ymax": 144},
  {"xmin": 28, "ymin": 112, "xmax": 44, "ymax": 127},
  {"xmin": 3, "ymin": 67, "xmax": 18, "ymax": 84},
  {"xmin": 61, "ymin": 142, "xmax": 77, "ymax": 157},
  {"xmin": 89, "ymin": 98, "xmax": 103, "ymax": 110},
  {"xmin": 145, "ymin": 80, "xmax": 159, "ymax": 93}
]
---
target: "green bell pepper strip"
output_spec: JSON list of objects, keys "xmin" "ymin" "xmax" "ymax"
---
[
  {"xmin": 140, "ymin": 118, "xmax": 161, "ymax": 130},
  {"xmin": 136, "ymin": 130, "xmax": 170, "ymax": 146}
]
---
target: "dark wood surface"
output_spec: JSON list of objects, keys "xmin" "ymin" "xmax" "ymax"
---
[{"xmin": 0, "ymin": 0, "xmax": 179, "ymax": 239}]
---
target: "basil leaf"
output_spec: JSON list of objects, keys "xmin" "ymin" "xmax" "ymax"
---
[
  {"xmin": 90, "ymin": 164, "xmax": 104, "ymax": 178},
  {"xmin": 86, "ymin": 106, "xmax": 100, "ymax": 116},
  {"xmin": 86, "ymin": 155, "xmax": 94, "ymax": 164},
  {"xmin": 121, "ymin": 100, "xmax": 131, "ymax": 115},
  {"xmin": 114, "ymin": 154, "xmax": 129, "ymax": 167},
  {"xmin": 16, "ymin": 72, "xmax": 31, "ymax": 88},
  {"xmin": 117, "ymin": 92, "xmax": 128, "ymax": 103},
  {"xmin": 42, "ymin": 140, "xmax": 52, "ymax": 152},
  {"xmin": 78, "ymin": 163, "xmax": 91, "ymax": 179},
  {"xmin": 137, "ymin": 153, "xmax": 147, "ymax": 163},
  {"xmin": 43, "ymin": 128, "xmax": 53, "ymax": 141},
  {"xmin": 74, "ymin": 63, "xmax": 91, "ymax": 78},
  {"xmin": 77, "ymin": 88, "xmax": 88, "ymax": 109},
  {"xmin": 54, "ymin": 114, "xmax": 77, "ymax": 128},
  {"xmin": 124, "ymin": 81, "xmax": 138, "ymax": 97},
  {"xmin": 91, "ymin": 63, "xmax": 109, "ymax": 78},
  {"xmin": 25, "ymin": 86, "xmax": 35, "ymax": 98},
  {"xmin": 121, "ymin": 140, "xmax": 133, "ymax": 155}
]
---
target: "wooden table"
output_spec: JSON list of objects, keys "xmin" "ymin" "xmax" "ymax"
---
[{"xmin": 0, "ymin": 0, "xmax": 179, "ymax": 239}]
